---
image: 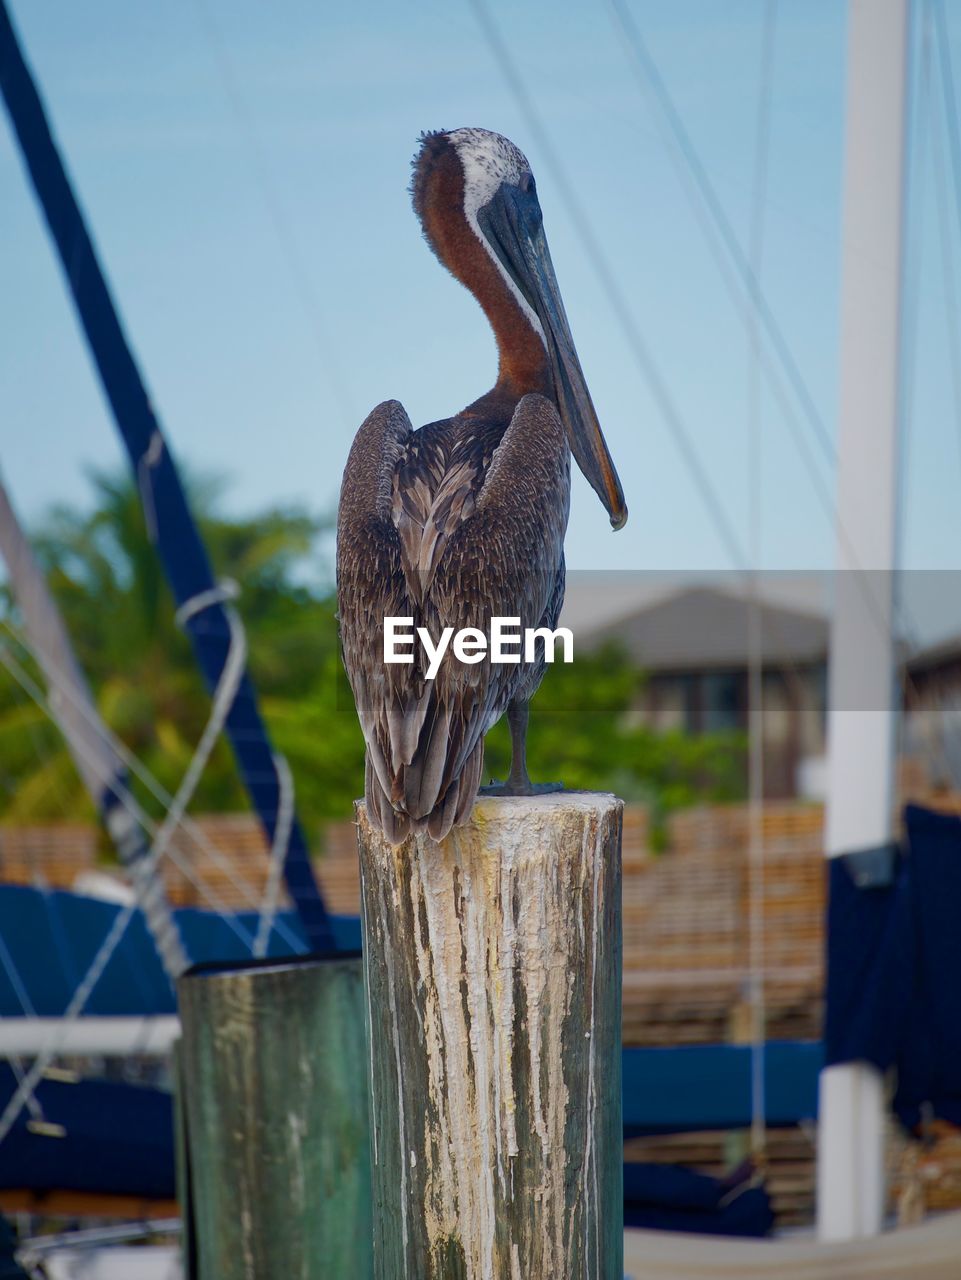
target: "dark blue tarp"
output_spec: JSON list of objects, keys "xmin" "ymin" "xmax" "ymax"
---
[
  {"xmin": 623, "ymin": 1162, "xmax": 774, "ymax": 1236},
  {"xmin": 0, "ymin": 885, "xmax": 360, "ymax": 1018},
  {"xmin": 0, "ymin": 1064, "xmax": 779, "ymax": 1237},
  {"xmin": 0, "ymin": 880, "xmax": 822, "ymax": 1237},
  {"xmin": 623, "ymin": 1041, "xmax": 821, "ymax": 1136},
  {"xmin": 1, "ymin": 1063, "xmax": 779, "ymax": 1237},
  {"xmin": 825, "ymin": 804, "xmax": 961, "ymax": 1129},
  {"xmin": 0, "ymin": 1065, "xmax": 175, "ymax": 1199}
]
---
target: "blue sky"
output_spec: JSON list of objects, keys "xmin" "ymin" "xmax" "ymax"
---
[{"xmin": 1, "ymin": 0, "xmax": 959, "ymax": 588}]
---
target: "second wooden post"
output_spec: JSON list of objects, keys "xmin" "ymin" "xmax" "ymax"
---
[{"xmin": 357, "ymin": 792, "xmax": 623, "ymax": 1279}]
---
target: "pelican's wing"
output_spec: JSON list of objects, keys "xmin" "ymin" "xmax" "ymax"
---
[
  {"xmin": 336, "ymin": 400, "xmax": 420, "ymax": 843},
  {"xmin": 338, "ymin": 394, "xmax": 570, "ymax": 844},
  {"xmin": 402, "ymin": 393, "xmax": 570, "ymax": 840}
]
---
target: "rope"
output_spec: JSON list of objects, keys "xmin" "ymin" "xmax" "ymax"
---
[
  {"xmin": 105, "ymin": 800, "xmax": 186, "ymax": 979},
  {"xmin": 0, "ymin": 595, "xmax": 301, "ymax": 1150},
  {"xmin": 0, "ymin": 901, "xmax": 137, "ymax": 1149},
  {"xmin": 0, "ymin": 639, "xmax": 261, "ymax": 947},
  {"xmin": 0, "ymin": 616, "xmax": 305, "ymax": 950},
  {"xmin": 253, "ymin": 752, "xmax": 294, "ymax": 958},
  {"xmin": 0, "ymin": 936, "xmax": 45, "ymax": 1127},
  {"xmin": 0, "ymin": 926, "xmax": 36, "ymax": 1021},
  {"xmin": 149, "ymin": 596, "xmax": 247, "ymax": 878},
  {"xmin": 136, "ymin": 430, "xmax": 165, "ymax": 544},
  {"xmin": 174, "ymin": 578, "xmax": 239, "ymax": 628}
]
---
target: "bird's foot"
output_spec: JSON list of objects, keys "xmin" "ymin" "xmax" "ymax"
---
[{"xmin": 479, "ymin": 780, "xmax": 565, "ymax": 797}]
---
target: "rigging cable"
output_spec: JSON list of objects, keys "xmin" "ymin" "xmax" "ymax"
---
[
  {"xmin": 467, "ymin": 0, "xmax": 920, "ymax": 672},
  {"xmin": 466, "ymin": 0, "xmax": 749, "ymax": 571},
  {"xmin": 465, "ymin": 0, "xmax": 887, "ymax": 757},
  {"xmin": 0, "ymin": 614, "xmax": 309, "ymax": 1150},
  {"xmin": 254, "ymin": 752, "xmax": 294, "ymax": 958},
  {"xmin": 602, "ymin": 0, "xmax": 847, "ymax": 553},
  {"xmin": 746, "ymin": 0, "xmax": 777, "ymax": 1171},
  {"xmin": 0, "ymin": 934, "xmax": 47, "ymax": 1130},
  {"xmin": 932, "ymin": 0, "xmax": 961, "ymax": 482},
  {"xmin": 0, "ymin": 469, "xmax": 188, "ymax": 978},
  {"xmin": 0, "ymin": 642, "xmax": 260, "ymax": 943},
  {"xmin": 606, "ymin": 0, "xmax": 834, "ymax": 466},
  {"xmin": 915, "ymin": 0, "xmax": 961, "ymax": 786},
  {"xmin": 609, "ymin": 0, "xmax": 940, "ymax": 752},
  {"xmin": 0, "ymin": 616, "xmax": 303, "ymax": 950},
  {"xmin": 0, "ymin": 641, "xmax": 263, "ymax": 937},
  {"xmin": 187, "ymin": 0, "xmax": 358, "ymax": 434},
  {"xmin": 0, "ymin": 0, "xmax": 334, "ymax": 951}
]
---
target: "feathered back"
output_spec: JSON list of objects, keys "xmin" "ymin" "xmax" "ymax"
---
[{"xmin": 336, "ymin": 394, "xmax": 570, "ymax": 843}]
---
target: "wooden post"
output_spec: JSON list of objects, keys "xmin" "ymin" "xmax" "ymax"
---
[
  {"xmin": 357, "ymin": 793, "xmax": 623, "ymax": 1280},
  {"xmin": 172, "ymin": 1040, "xmax": 197, "ymax": 1278},
  {"xmin": 177, "ymin": 953, "xmax": 373, "ymax": 1279}
]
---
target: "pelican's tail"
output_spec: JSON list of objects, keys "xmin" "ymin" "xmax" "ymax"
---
[{"xmin": 363, "ymin": 740, "xmax": 484, "ymax": 847}]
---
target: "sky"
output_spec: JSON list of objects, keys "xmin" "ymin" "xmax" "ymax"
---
[{"xmin": 2, "ymin": 1, "xmax": 961, "ymax": 607}]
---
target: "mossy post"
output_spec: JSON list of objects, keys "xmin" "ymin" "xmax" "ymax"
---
[
  {"xmin": 357, "ymin": 792, "xmax": 623, "ymax": 1279},
  {"xmin": 176, "ymin": 953, "xmax": 372, "ymax": 1279}
]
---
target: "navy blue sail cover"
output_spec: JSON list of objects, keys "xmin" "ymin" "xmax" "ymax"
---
[
  {"xmin": 0, "ymin": 1065, "xmax": 175, "ymax": 1200},
  {"xmin": 0, "ymin": 1062, "xmax": 777, "ymax": 1238},
  {"xmin": 623, "ymin": 1162, "xmax": 774, "ymax": 1236},
  {"xmin": 0, "ymin": 0, "xmax": 332, "ymax": 951},
  {"xmin": 825, "ymin": 804, "xmax": 961, "ymax": 1129},
  {"xmin": 0, "ymin": 886, "xmax": 361, "ymax": 1017}
]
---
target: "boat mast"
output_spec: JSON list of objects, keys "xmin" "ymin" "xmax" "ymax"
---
[
  {"xmin": 0, "ymin": 473, "xmax": 188, "ymax": 978},
  {"xmin": 0, "ymin": 1, "xmax": 334, "ymax": 951},
  {"xmin": 817, "ymin": 0, "xmax": 910, "ymax": 1241}
]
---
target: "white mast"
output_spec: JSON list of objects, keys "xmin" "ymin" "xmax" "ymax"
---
[{"xmin": 817, "ymin": 0, "xmax": 910, "ymax": 1241}]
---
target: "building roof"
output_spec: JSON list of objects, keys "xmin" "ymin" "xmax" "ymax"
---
[
  {"xmin": 579, "ymin": 586, "xmax": 829, "ymax": 672},
  {"xmin": 905, "ymin": 632, "xmax": 961, "ymax": 676}
]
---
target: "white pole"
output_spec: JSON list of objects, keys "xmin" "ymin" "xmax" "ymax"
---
[
  {"xmin": 0, "ymin": 1015, "xmax": 181, "ymax": 1057},
  {"xmin": 817, "ymin": 0, "xmax": 909, "ymax": 1242}
]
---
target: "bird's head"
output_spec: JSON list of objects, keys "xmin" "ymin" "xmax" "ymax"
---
[{"xmin": 412, "ymin": 127, "xmax": 627, "ymax": 530}]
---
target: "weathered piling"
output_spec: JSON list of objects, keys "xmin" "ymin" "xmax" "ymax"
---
[
  {"xmin": 177, "ymin": 953, "xmax": 372, "ymax": 1280},
  {"xmin": 357, "ymin": 792, "xmax": 623, "ymax": 1280}
]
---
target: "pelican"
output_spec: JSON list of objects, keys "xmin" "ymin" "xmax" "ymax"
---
[{"xmin": 336, "ymin": 128, "xmax": 626, "ymax": 844}]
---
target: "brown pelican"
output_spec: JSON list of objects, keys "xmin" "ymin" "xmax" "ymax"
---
[{"xmin": 337, "ymin": 128, "xmax": 626, "ymax": 844}]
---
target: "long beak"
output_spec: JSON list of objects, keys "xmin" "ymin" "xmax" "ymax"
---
[{"xmin": 481, "ymin": 189, "xmax": 628, "ymax": 530}]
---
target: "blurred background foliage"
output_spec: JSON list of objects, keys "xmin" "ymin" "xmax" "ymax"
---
[{"xmin": 0, "ymin": 472, "xmax": 744, "ymax": 848}]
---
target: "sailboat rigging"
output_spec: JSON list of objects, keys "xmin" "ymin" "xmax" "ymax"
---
[{"xmin": 0, "ymin": 0, "xmax": 334, "ymax": 953}]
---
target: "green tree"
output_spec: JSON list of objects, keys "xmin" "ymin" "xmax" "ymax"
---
[
  {"xmin": 0, "ymin": 470, "xmax": 365, "ymax": 836},
  {"xmin": 0, "ymin": 471, "xmax": 743, "ymax": 845}
]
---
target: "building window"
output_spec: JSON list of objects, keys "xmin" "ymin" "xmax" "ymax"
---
[{"xmin": 702, "ymin": 672, "xmax": 742, "ymax": 733}]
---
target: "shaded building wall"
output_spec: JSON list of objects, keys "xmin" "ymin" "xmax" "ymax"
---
[{"xmin": 639, "ymin": 663, "xmax": 827, "ymax": 799}]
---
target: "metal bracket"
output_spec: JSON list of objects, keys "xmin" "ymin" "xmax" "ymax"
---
[{"xmin": 840, "ymin": 841, "xmax": 899, "ymax": 889}]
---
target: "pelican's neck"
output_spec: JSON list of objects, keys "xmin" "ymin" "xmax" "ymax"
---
[
  {"xmin": 452, "ymin": 205, "xmax": 552, "ymax": 401},
  {"xmin": 416, "ymin": 144, "xmax": 552, "ymax": 403}
]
